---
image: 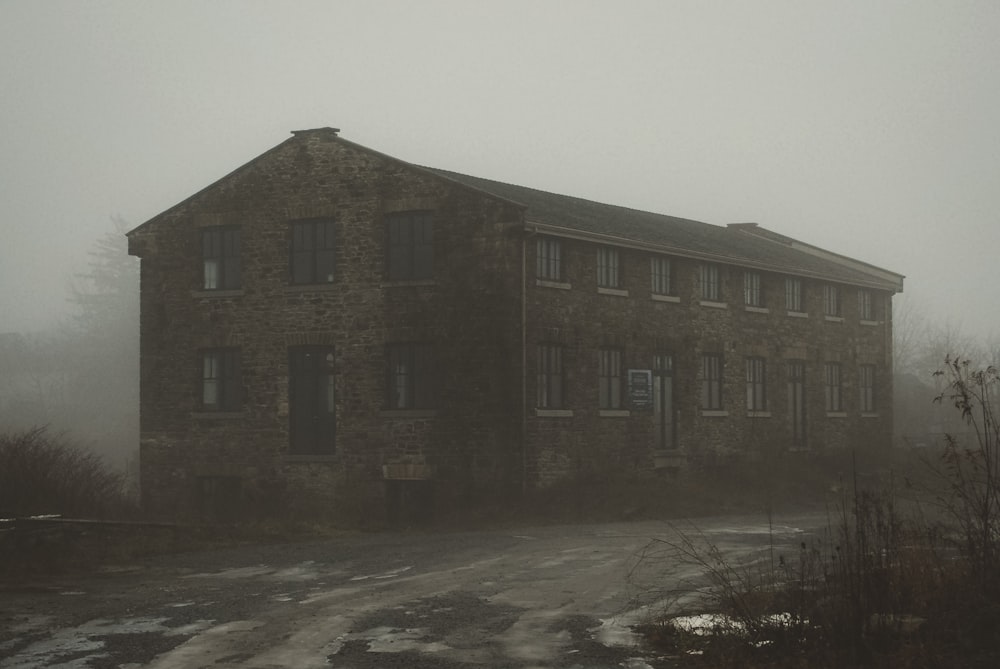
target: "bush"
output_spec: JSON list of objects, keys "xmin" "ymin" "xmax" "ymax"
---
[{"xmin": 0, "ymin": 426, "xmax": 132, "ymax": 518}]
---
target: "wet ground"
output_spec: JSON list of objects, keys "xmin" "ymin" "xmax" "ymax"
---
[{"xmin": 0, "ymin": 514, "xmax": 824, "ymax": 668}]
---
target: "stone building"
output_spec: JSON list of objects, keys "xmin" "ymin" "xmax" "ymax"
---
[{"xmin": 127, "ymin": 128, "xmax": 904, "ymax": 520}]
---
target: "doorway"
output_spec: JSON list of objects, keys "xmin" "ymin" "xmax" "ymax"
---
[{"xmin": 289, "ymin": 346, "xmax": 337, "ymax": 455}]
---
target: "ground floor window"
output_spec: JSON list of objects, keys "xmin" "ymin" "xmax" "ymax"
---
[
  {"xmin": 598, "ymin": 347, "xmax": 622, "ymax": 408},
  {"xmin": 746, "ymin": 357, "xmax": 766, "ymax": 411},
  {"xmin": 537, "ymin": 343, "xmax": 564, "ymax": 408},
  {"xmin": 200, "ymin": 348, "xmax": 241, "ymax": 411},
  {"xmin": 825, "ymin": 362, "xmax": 843, "ymax": 411},
  {"xmin": 386, "ymin": 343, "xmax": 436, "ymax": 409},
  {"xmin": 701, "ymin": 353, "xmax": 723, "ymax": 410}
]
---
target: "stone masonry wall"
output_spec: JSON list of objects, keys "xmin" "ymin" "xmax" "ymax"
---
[
  {"xmin": 524, "ymin": 236, "xmax": 893, "ymax": 486},
  {"xmin": 131, "ymin": 131, "xmax": 523, "ymax": 519}
]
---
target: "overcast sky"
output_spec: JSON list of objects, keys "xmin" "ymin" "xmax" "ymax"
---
[{"xmin": 2, "ymin": 0, "xmax": 998, "ymax": 339}]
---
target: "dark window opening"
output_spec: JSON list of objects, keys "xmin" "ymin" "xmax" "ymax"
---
[
  {"xmin": 387, "ymin": 211, "xmax": 434, "ymax": 280},
  {"xmin": 290, "ymin": 218, "xmax": 337, "ymax": 285}
]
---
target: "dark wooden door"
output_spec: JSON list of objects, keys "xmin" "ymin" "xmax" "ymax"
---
[{"xmin": 289, "ymin": 347, "xmax": 336, "ymax": 455}]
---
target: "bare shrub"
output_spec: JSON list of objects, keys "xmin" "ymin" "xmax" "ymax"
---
[{"xmin": 0, "ymin": 426, "xmax": 132, "ymax": 518}]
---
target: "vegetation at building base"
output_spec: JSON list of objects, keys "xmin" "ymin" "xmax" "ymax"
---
[{"xmin": 634, "ymin": 356, "xmax": 1000, "ymax": 668}]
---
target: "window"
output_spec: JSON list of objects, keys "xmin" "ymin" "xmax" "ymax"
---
[
  {"xmin": 858, "ymin": 289, "xmax": 874, "ymax": 320},
  {"xmin": 537, "ymin": 343, "xmax": 564, "ymax": 408},
  {"xmin": 651, "ymin": 257, "xmax": 672, "ymax": 295},
  {"xmin": 785, "ymin": 278, "xmax": 802, "ymax": 311},
  {"xmin": 598, "ymin": 347, "xmax": 623, "ymax": 409},
  {"xmin": 824, "ymin": 285, "xmax": 841, "ymax": 317},
  {"xmin": 597, "ymin": 247, "xmax": 620, "ymax": 288},
  {"xmin": 746, "ymin": 357, "xmax": 767, "ymax": 411},
  {"xmin": 700, "ymin": 264, "xmax": 720, "ymax": 301},
  {"xmin": 386, "ymin": 211, "xmax": 434, "ymax": 280},
  {"xmin": 537, "ymin": 238, "xmax": 562, "ymax": 281},
  {"xmin": 825, "ymin": 362, "xmax": 842, "ymax": 412},
  {"xmin": 202, "ymin": 226, "xmax": 241, "ymax": 290},
  {"xmin": 701, "ymin": 353, "xmax": 723, "ymax": 410},
  {"xmin": 386, "ymin": 343, "xmax": 435, "ymax": 409},
  {"xmin": 290, "ymin": 218, "xmax": 336, "ymax": 284},
  {"xmin": 859, "ymin": 365, "xmax": 876, "ymax": 412},
  {"xmin": 201, "ymin": 349, "xmax": 241, "ymax": 411},
  {"xmin": 744, "ymin": 272, "xmax": 762, "ymax": 307}
]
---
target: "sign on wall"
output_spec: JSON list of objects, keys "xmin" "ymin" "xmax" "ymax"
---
[{"xmin": 628, "ymin": 369, "xmax": 653, "ymax": 411}]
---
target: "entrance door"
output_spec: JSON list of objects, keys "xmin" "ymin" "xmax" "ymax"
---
[
  {"xmin": 788, "ymin": 361, "xmax": 806, "ymax": 448},
  {"xmin": 289, "ymin": 347, "xmax": 336, "ymax": 455},
  {"xmin": 654, "ymin": 354, "xmax": 676, "ymax": 450}
]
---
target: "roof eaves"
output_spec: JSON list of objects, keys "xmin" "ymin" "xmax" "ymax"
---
[
  {"xmin": 126, "ymin": 132, "xmax": 311, "ymax": 237},
  {"xmin": 529, "ymin": 220, "xmax": 902, "ymax": 291},
  {"xmin": 729, "ymin": 224, "xmax": 905, "ymax": 292}
]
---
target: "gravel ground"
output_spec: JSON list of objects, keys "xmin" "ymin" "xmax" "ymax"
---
[{"xmin": 0, "ymin": 515, "xmax": 824, "ymax": 668}]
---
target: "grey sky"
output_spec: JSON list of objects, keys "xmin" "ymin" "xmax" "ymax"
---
[{"xmin": 2, "ymin": 0, "xmax": 998, "ymax": 337}]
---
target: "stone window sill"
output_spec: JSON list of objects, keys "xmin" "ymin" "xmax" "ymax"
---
[
  {"xmin": 824, "ymin": 315, "xmax": 844, "ymax": 323},
  {"xmin": 747, "ymin": 411, "xmax": 772, "ymax": 418},
  {"xmin": 860, "ymin": 320, "xmax": 880, "ymax": 326},
  {"xmin": 190, "ymin": 411, "xmax": 242, "ymax": 420},
  {"xmin": 701, "ymin": 410, "xmax": 729, "ymax": 417},
  {"xmin": 826, "ymin": 411, "xmax": 848, "ymax": 418},
  {"xmin": 651, "ymin": 294, "xmax": 680, "ymax": 303},
  {"xmin": 744, "ymin": 306, "xmax": 769, "ymax": 314},
  {"xmin": 699, "ymin": 300, "xmax": 728, "ymax": 309},
  {"xmin": 861, "ymin": 412, "xmax": 880, "ymax": 418},
  {"xmin": 191, "ymin": 289, "xmax": 244, "ymax": 298},
  {"xmin": 598, "ymin": 287, "xmax": 629, "ymax": 297},
  {"xmin": 653, "ymin": 449, "xmax": 685, "ymax": 457},
  {"xmin": 285, "ymin": 283, "xmax": 338, "ymax": 293},
  {"xmin": 536, "ymin": 279, "xmax": 571, "ymax": 290},
  {"xmin": 285, "ymin": 454, "xmax": 338, "ymax": 463},
  {"xmin": 535, "ymin": 408, "xmax": 574, "ymax": 418},
  {"xmin": 599, "ymin": 409, "xmax": 631, "ymax": 417},
  {"xmin": 379, "ymin": 409, "xmax": 438, "ymax": 419},
  {"xmin": 380, "ymin": 279, "xmax": 437, "ymax": 288},
  {"xmin": 787, "ymin": 311, "xmax": 809, "ymax": 318}
]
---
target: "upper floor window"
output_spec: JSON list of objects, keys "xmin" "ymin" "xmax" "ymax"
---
[
  {"xmin": 859, "ymin": 364, "xmax": 876, "ymax": 412},
  {"xmin": 700, "ymin": 264, "xmax": 720, "ymax": 301},
  {"xmin": 858, "ymin": 289, "xmax": 874, "ymax": 320},
  {"xmin": 824, "ymin": 285, "xmax": 841, "ymax": 317},
  {"xmin": 537, "ymin": 238, "xmax": 562, "ymax": 281},
  {"xmin": 701, "ymin": 353, "xmax": 723, "ymax": 410},
  {"xmin": 537, "ymin": 343, "xmax": 564, "ymax": 409},
  {"xmin": 386, "ymin": 343, "xmax": 435, "ymax": 409},
  {"xmin": 597, "ymin": 247, "xmax": 620, "ymax": 288},
  {"xmin": 651, "ymin": 257, "xmax": 673, "ymax": 295},
  {"xmin": 290, "ymin": 218, "xmax": 336, "ymax": 284},
  {"xmin": 202, "ymin": 226, "xmax": 241, "ymax": 290},
  {"xmin": 744, "ymin": 271, "xmax": 763, "ymax": 307},
  {"xmin": 825, "ymin": 362, "xmax": 843, "ymax": 412},
  {"xmin": 785, "ymin": 278, "xmax": 803, "ymax": 311},
  {"xmin": 746, "ymin": 357, "xmax": 767, "ymax": 411},
  {"xmin": 598, "ymin": 347, "xmax": 623, "ymax": 409},
  {"xmin": 386, "ymin": 211, "xmax": 434, "ymax": 280},
  {"xmin": 201, "ymin": 348, "xmax": 241, "ymax": 411}
]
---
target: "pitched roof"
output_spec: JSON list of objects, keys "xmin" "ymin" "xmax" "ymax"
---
[
  {"xmin": 424, "ymin": 167, "xmax": 904, "ymax": 292},
  {"xmin": 130, "ymin": 128, "xmax": 903, "ymax": 292}
]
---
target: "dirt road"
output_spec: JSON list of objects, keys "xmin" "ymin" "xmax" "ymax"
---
[{"xmin": 1, "ymin": 513, "xmax": 824, "ymax": 668}]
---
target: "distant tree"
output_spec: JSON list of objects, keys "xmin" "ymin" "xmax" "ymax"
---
[{"xmin": 60, "ymin": 216, "xmax": 139, "ymax": 469}]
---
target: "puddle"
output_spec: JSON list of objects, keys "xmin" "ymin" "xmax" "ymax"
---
[{"xmin": 1, "ymin": 617, "xmax": 216, "ymax": 669}]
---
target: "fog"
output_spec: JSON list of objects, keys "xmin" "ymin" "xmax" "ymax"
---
[{"xmin": 2, "ymin": 1, "xmax": 1000, "ymax": 463}]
